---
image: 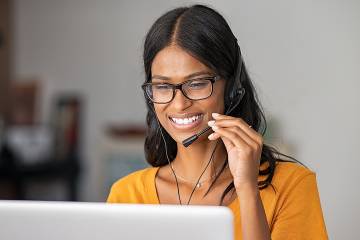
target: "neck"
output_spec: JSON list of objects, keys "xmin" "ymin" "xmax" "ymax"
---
[{"xmin": 171, "ymin": 138, "xmax": 228, "ymax": 183}]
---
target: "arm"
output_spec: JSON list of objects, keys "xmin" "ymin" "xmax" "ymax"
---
[
  {"xmin": 236, "ymin": 183, "xmax": 271, "ymax": 240},
  {"xmin": 208, "ymin": 113, "xmax": 270, "ymax": 239}
]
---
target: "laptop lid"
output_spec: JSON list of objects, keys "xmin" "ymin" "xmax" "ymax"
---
[{"xmin": 0, "ymin": 200, "xmax": 234, "ymax": 240}]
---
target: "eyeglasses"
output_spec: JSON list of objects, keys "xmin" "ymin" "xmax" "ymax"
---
[{"xmin": 142, "ymin": 76, "xmax": 219, "ymax": 104}]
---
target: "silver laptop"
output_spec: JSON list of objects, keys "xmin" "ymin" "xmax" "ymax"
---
[{"xmin": 0, "ymin": 200, "xmax": 233, "ymax": 240}]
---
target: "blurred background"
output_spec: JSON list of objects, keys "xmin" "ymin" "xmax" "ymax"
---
[{"xmin": 0, "ymin": 0, "xmax": 359, "ymax": 238}]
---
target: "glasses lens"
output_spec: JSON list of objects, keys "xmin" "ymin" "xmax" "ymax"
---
[
  {"xmin": 146, "ymin": 84, "xmax": 173, "ymax": 103},
  {"xmin": 183, "ymin": 79, "xmax": 213, "ymax": 100}
]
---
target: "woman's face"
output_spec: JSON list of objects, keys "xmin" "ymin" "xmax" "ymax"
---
[{"xmin": 151, "ymin": 45, "xmax": 225, "ymax": 143}]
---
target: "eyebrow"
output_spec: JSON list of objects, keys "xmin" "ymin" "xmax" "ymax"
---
[{"xmin": 151, "ymin": 71, "xmax": 214, "ymax": 81}]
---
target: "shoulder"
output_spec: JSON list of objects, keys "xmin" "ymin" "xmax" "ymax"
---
[
  {"xmin": 274, "ymin": 161, "xmax": 313, "ymax": 180},
  {"xmin": 107, "ymin": 167, "xmax": 159, "ymax": 203},
  {"xmin": 271, "ymin": 161, "xmax": 317, "ymax": 196},
  {"xmin": 111, "ymin": 167, "xmax": 158, "ymax": 191}
]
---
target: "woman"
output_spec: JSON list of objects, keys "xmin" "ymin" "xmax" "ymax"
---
[{"xmin": 107, "ymin": 4, "xmax": 328, "ymax": 240}]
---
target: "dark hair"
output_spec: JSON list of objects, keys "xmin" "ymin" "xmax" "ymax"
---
[{"xmin": 142, "ymin": 4, "xmax": 299, "ymax": 205}]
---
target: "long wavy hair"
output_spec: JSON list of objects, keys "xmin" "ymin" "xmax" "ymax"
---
[{"xmin": 142, "ymin": 4, "xmax": 299, "ymax": 205}]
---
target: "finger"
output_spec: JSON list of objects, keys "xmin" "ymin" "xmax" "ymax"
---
[
  {"xmin": 212, "ymin": 113, "xmax": 250, "ymax": 129},
  {"xmin": 212, "ymin": 112, "xmax": 234, "ymax": 120},
  {"xmin": 208, "ymin": 118, "xmax": 262, "ymax": 144},
  {"xmin": 208, "ymin": 132, "xmax": 219, "ymax": 140},
  {"xmin": 220, "ymin": 135, "xmax": 235, "ymax": 153},
  {"xmin": 208, "ymin": 132, "xmax": 235, "ymax": 152},
  {"xmin": 225, "ymin": 126, "xmax": 260, "ymax": 150},
  {"xmin": 211, "ymin": 126, "xmax": 250, "ymax": 151},
  {"xmin": 210, "ymin": 124, "xmax": 254, "ymax": 144}
]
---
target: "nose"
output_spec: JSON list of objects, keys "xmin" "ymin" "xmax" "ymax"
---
[{"xmin": 170, "ymin": 88, "xmax": 192, "ymax": 111}]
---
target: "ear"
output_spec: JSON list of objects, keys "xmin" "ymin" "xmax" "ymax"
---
[{"xmin": 226, "ymin": 87, "xmax": 246, "ymax": 114}]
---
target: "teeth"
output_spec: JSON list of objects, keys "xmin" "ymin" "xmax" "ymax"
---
[{"xmin": 171, "ymin": 115, "xmax": 201, "ymax": 125}]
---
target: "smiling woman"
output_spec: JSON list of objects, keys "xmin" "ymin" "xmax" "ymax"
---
[{"xmin": 107, "ymin": 4, "xmax": 328, "ymax": 240}]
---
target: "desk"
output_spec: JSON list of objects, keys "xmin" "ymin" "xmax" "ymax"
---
[{"xmin": 0, "ymin": 150, "xmax": 80, "ymax": 200}]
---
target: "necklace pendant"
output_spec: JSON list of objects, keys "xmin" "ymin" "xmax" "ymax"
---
[{"xmin": 196, "ymin": 182, "xmax": 202, "ymax": 188}]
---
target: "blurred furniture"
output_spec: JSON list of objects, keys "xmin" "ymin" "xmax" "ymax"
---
[
  {"xmin": 0, "ymin": 92, "xmax": 82, "ymax": 201},
  {"xmin": 8, "ymin": 80, "xmax": 39, "ymax": 125},
  {"xmin": 0, "ymin": 149, "xmax": 80, "ymax": 200},
  {"xmin": 0, "ymin": 0, "xmax": 11, "ymax": 123},
  {"xmin": 97, "ymin": 125, "xmax": 148, "ymax": 201}
]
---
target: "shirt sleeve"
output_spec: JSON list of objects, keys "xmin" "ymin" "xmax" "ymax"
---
[
  {"xmin": 106, "ymin": 183, "xmax": 121, "ymax": 203},
  {"xmin": 271, "ymin": 173, "xmax": 328, "ymax": 239}
]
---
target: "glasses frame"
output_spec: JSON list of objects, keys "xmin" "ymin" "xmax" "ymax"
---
[{"xmin": 142, "ymin": 75, "xmax": 220, "ymax": 104}]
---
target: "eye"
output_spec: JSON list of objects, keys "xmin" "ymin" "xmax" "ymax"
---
[
  {"xmin": 188, "ymin": 80, "xmax": 210, "ymax": 89},
  {"xmin": 153, "ymin": 84, "xmax": 172, "ymax": 90}
]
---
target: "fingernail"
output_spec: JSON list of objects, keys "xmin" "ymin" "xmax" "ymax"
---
[
  {"xmin": 208, "ymin": 133, "xmax": 214, "ymax": 140},
  {"xmin": 212, "ymin": 113, "xmax": 220, "ymax": 118},
  {"xmin": 208, "ymin": 120, "xmax": 215, "ymax": 126},
  {"xmin": 212, "ymin": 125, "xmax": 219, "ymax": 130}
]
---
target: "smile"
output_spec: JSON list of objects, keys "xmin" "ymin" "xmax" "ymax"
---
[{"xmin": 168, "ymin": 114, "xmax": 204, "ymax": 129}]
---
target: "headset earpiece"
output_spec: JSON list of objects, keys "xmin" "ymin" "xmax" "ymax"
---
[
  {"xmin": 226, "ymin": 87, "xmax": 245, "ymax": 115},
  {"xmin": 224, "ymin": 43, "xmax": 245, "ymax": 114}
]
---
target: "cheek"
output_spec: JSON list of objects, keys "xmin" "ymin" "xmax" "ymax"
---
[
  {"xmin": 207, "ymin": 97, "xmax": 225, "ymax": 115},
  {"xmin": 209, "ymin": 84, "xmax": 225, "ymax": 114},
  {"xmin": 154, "ymin": 105, "xmax": 168, "ymax": 125}
]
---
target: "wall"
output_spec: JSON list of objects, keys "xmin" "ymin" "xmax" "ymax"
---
[{"xmin": 12, "ymin": 0, "xmax": 360, "ymax": 238}]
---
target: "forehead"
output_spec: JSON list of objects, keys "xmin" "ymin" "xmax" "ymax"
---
[{"xmin": 151, "ymin": 45, "xmax": 211, "ymax": 79}]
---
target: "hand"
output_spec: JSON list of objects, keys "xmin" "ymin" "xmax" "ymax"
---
[{"xmin": 208, "ymin": 113, "xmax": 263, "ymax": 189}]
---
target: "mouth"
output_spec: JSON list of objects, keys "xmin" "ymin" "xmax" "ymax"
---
[{"xmin": 168, "ymin": 113, "xmax": 204, "ymax": 130}]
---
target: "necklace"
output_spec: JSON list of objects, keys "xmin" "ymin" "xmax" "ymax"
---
[{"xmin": 170, "ymin": 163, "xmax": 228, "ymax": 188}]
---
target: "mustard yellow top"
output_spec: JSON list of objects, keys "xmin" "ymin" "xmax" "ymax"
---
[{"xmin": 107, "ymin": 162, "xmax": 328, "ymax": 239}]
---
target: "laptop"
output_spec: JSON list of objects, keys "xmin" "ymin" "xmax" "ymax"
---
[{"xmin": 0, "ymin": 200, "xmax": 234, "ymax": 240}]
